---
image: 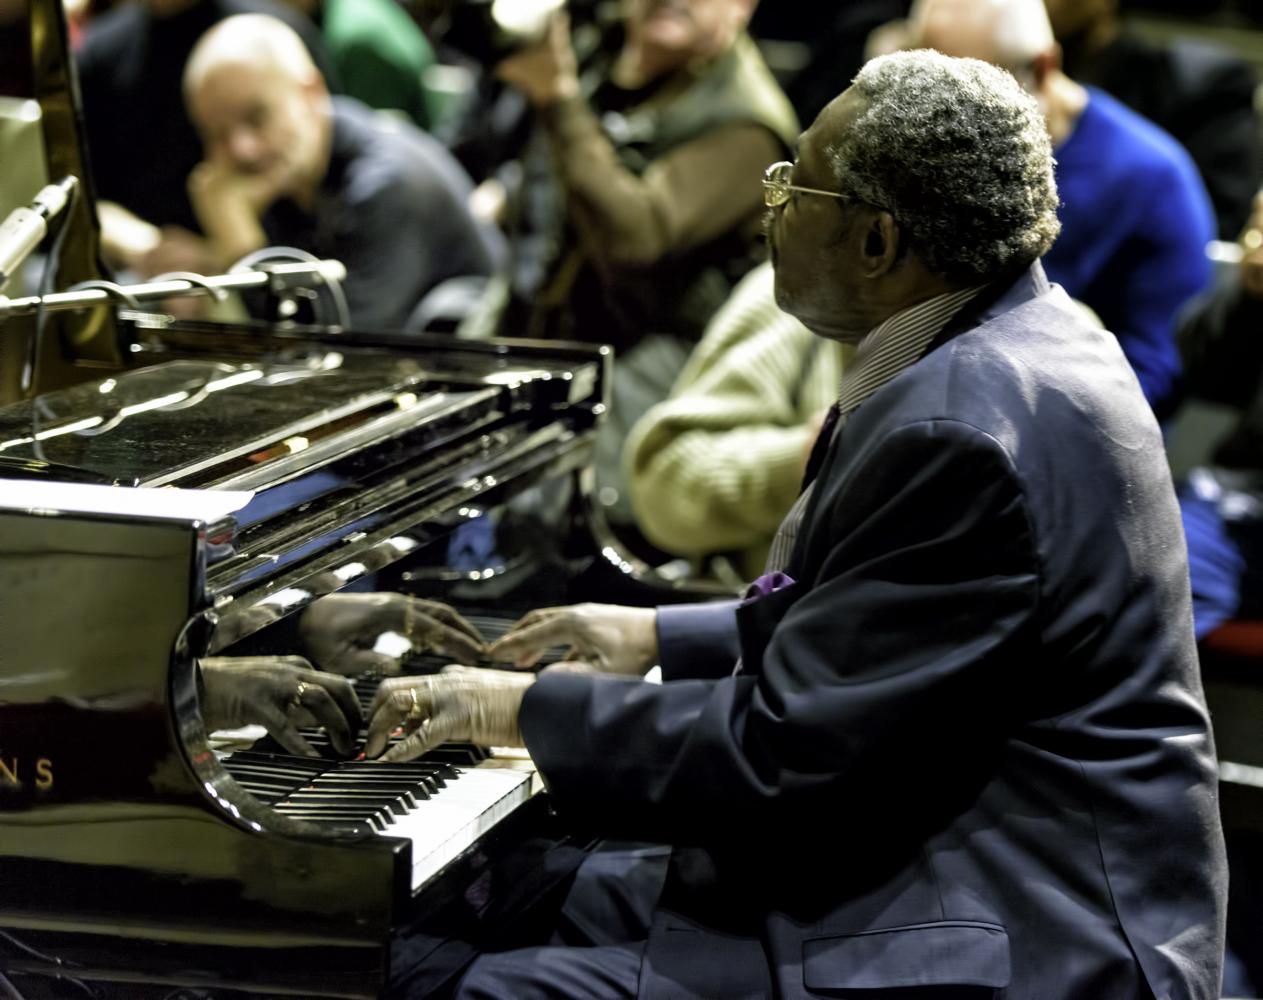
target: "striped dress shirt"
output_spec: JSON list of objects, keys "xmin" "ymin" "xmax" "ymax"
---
[{"xmin": 763, "ymin": 285, "xmax": 983, "ymax": 573}]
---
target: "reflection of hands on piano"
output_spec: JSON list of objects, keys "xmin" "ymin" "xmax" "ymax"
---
[
  {"xmin": 365, "ymin": 667, "xmax": 534, "ymax": 762},
  {"xmin": 200, "ymin": 656, "xmax": 364, "ymax": 758},
  {"xmin": 209, "ymin": 600, "xmax": 288, "ymax": 654},
  {"xmin": 488, "ymin": 603, "xmax": 658, "ymax": 677},
  {"xmin": 299, "ymin": 592, "xmax": 488, "ymax": 675}
]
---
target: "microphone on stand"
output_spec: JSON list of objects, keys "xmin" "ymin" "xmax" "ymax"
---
[{"xmin": 0, "ymin": 176, "xmax": 77, "ymax": 292}]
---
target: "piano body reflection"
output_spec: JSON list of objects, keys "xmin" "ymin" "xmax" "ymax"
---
[
  {"xmin": 0, "ymin": 328, "xmax": 646, "ymax": 998},
  {"xmin": 0, "ymin": 2, "xmax": 710, "ymax": 996}
]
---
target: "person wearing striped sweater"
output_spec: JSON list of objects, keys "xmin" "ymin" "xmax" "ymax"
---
[{"xmin": 625, "ymin": 262, "xmax": 851, "ymax": 578}]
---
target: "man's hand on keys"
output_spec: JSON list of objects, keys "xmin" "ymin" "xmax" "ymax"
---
[
  {"xmin": 486, "ymin": 603, "xmax": 659, "ymax": 678},
  {"xmin": 364, "ymin": 668, "xmax": 535, "ymax": 762}
]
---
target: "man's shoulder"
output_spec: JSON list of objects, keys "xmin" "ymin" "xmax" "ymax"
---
[
  {"xmin": 331, "ymin": 98, "xmax": 464, "ymax": 201},
  {"xmin": 323, "ymin": 0, "xmax": 430, "ymax": 60},
  {"xmin": 1081, "ymin": 87, "xmax": 1202, "ymax": 186},
  {"xmin": 868, "ymin": 289, "xmax": 1128, "ymax": 435}
]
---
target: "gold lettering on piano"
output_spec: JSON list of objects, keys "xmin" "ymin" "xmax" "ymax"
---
[{"xmin": 0, "ymin": 756, "xmax": 55, "ymax": 791}]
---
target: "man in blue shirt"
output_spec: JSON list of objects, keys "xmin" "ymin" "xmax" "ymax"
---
[{"xmin": 909, "ymin": 0, "xmax": 1214, "ymax": 420}]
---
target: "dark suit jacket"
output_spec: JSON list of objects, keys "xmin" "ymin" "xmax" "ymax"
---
[{"xmin": 521, "ymin": 264, "xmax": 1227, "ymax": 998}]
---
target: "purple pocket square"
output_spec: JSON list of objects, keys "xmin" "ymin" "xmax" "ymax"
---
[{"xmin": 742, "ymin": 570, "xmax": 796, "ymax": 604}]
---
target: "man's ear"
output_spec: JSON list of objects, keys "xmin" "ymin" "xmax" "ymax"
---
[
  {"xmin": 1031, "ymin": 47, "xmax": 1060, "ymax": 89},
  {"xmin": 860, "ymin": 211, "xmax": 900, "ymax": 277},
  {"xmin": 300, "ymin": 72, "xmax": 328, "ymax": 106}
]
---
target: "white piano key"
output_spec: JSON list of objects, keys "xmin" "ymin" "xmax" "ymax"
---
[{"xmin": 375, "ymin": 765, "xmax": 535, "ymax": 891}]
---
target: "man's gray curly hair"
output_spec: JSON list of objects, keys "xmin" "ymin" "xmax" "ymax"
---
[{"xmin": 831, "ymin": 50, "xmax": 1060, "ymax": 284}]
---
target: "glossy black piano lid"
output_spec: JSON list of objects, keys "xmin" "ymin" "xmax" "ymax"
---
[{"xmin": 0, "ymin": 353, "xmax": 454, "ymax": 485}]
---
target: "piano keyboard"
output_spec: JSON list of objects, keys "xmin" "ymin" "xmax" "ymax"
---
[
  {"xmin": 222, "ymin": 746, "xmax": 536, "ymax": 891},
  {"xmin": 218, "ymin": 617, "xmax": 550, "ymax": 892}
]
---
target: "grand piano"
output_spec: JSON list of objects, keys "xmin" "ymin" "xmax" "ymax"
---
[{"xmin": 0, "ymin": 4, "xmax": 703, "ymax": 996}]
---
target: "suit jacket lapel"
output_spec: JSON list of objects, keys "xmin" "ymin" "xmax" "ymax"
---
[{"xmin": 783, "ymin": 263, "xmax": 1051, "ymax": 580}]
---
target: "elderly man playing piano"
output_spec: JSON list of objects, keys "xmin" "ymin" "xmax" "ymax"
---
[{"xmin": 288, "ymin": 51, "xmax": 1226, "ymax": 998}]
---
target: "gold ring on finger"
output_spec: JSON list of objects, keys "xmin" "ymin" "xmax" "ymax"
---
[
  {"xmin": 406, "ymin": 686, "xmax": 425, "ymax": 722},
  {"xmin": 290, "ymin": 681, "xmax": 308, "ymax": 711}
]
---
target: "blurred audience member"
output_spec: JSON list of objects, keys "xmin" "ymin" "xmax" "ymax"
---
[
  {"xmin": 277, "ymin": 0, "xmax": 440, "ymax": 129},
  {"xmin": 495, "ymin": 0, "xmax": 795, "ymax": 348},
  {"xmin": 1047, "ymin": 0, "xmax": 1259, "ymax": 239},
  {"xmin": 492, "ymin": 0, "xmax": 798, "ymax": 523},
  {"xmin": 626, "ymin": 263, "xmax": 851, "ymax": 578},
  {"xmin": 76, "ymin": 0, "xmax": 339, "ymax": 276},
  {"xmin": 749, "ymin": 0, "xmax": 910, "ymax": 125},
  {"xmin": 1171, "ymin": 190, "xmax": 1263, "ymax": 1000},
  {"xmin": 183, "ymin": 14, "xmax": 502, "ymax": 329},
  {"xmin": 1176, "ymin": 194, "xmax": 1263, "ymax": 645},
  {"xmin": 908, "ymin": 0, "xmax": 1214, "ymax": 420}
]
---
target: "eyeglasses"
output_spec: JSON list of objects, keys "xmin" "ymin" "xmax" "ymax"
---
[{"xmin": 762, "ymin": 160, "xmax": 848, "ymax": 208}]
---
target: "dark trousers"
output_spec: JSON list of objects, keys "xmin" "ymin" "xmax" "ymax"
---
[
  {"xmin": 454, "ymin": 940, "xmax": 644, "ymax": 999},
  {"xmin": 451, "ymin": 842, "xmax": 671, "ymax": 999}
]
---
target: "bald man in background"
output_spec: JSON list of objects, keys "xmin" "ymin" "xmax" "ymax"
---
[
  {"xmin": 181, "ymin": 14, "xmax": 502, "ymax": 330},
  {"xmin": 77, "ymin": 0, "xmax": 340, "ymax": 280},
  {"xmin": 904, "ymin": 0, "xmax": 1214, "ymax": 420}
]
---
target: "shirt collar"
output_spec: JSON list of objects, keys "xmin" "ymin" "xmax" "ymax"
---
[{"xmin": 837, "ymin": 285, "xmax": 983, "ymax": 415}]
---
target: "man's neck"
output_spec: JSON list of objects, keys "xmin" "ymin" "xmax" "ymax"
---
[
  {"xmin": 1043, "ymin": 70, "xmax": 1089, "ymax": 148},
  {"xmin": 816, "ymin": 275, "xmax": 962, "ymax": 346}
]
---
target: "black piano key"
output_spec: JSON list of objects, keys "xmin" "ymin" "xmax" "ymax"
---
[
  {"xmin": 347, "ymin": 759, "xmax": 455, "ymax": 784},
  {"xmin": 225, "ymin": 751, "xmax": 331, "ymax": 771},
  {"xmin": 419, "ymin": 746, "xmax": 482, "ymax": 764},
  {"xmin": 310, "ymin": 773, "xmax": 427, "ymax": 788},
  {"xmin": 282, "ymin": 788, "xmax": 412, "ymax": 812},
  {"xmin": 228, "ymin": 779, "xmax": 298, "ymax": 802},
  {"xmin": 285, "ymin": 791, "xmax": 417, "ymax": 817},
  {"xmin": 221, "ymin": 762, "xmax": 314, "ymax": 780},
  {"xmin": 346, "ymin": 770, "xmax": 441, "ymax": 795},
  {"xmin": 309, "ymin": 778, "xmax": 431, "ymax": 800},
  {"xmin": 275, "ymin": 804, "xmax": 397, "ymax": 831}
]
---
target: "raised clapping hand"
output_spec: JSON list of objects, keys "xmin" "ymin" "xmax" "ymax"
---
[
  {"xmin": 486, "ymin": 603, "xmax": 658, "ymax": 678},
  {"xmin": 200, "ymin": 656, "xmax": 363, "ymax": 758},
  {"xmin": 364, "ymin": 668, "xmax": 535, "ymax": 762},
  {"xmin": 495, "ymin": 13, "xmax": 579, "ymax": 108},
  {"xmin": 299, "ymin": 593, "xmax": 487, "ymax": 676}
]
